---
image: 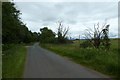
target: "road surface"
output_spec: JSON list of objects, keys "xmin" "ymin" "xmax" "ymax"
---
[{"xmin": 23, "ymin": 43, "xmax": 109, "ymax": 78}]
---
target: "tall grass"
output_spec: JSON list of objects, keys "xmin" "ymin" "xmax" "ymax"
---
[
  {"xmin": 41, "ymin": 39, "xmax": 119, "ymax": 78},
  {"xmin": 2, "ymin": 44, "xmax": 27, "ymax": 78}
]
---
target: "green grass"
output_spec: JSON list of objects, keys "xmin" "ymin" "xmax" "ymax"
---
[
  {"xmin": 0, "ymin": 44, "xmax": 2, "ymax": 79},
  {"xmin": 41, "ymin": 39, "xmax": 119, "ymax": 78},
  {"xmin": 2, "ymin": 44, "xmax": 27, "ymax": 78}
]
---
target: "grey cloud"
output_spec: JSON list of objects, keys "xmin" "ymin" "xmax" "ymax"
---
[
  {"xmin": 15, "ymin": 2, "xmax": 118, "ymax": 38},
  {"xmin": 109, "ymin": 32, "xmax": 117, "ymax": 38},
  {"xmin": 16, "ymin": 2, "xmax": 117, "ymax": 24}
]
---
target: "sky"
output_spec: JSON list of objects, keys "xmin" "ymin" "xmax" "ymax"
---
[{"xmin": 13, "ymin": 0, "xmax": 119, "ymax": 39}]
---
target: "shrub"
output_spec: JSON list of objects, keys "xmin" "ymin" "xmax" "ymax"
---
[{"xmin": 80, "ymin": 40, "xmax": 93, "ymax": 48}]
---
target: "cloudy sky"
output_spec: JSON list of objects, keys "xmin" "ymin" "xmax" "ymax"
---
[{"xmin": 13, "ymin": 0, "xmax": 118, "ymax": 39}]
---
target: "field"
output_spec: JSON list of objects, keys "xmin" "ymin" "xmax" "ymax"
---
[
  {"xmin": 41, "ymin": 39, "xmax": 119, "ymax": 78},
  {"xmin": 2, "ymin": 44, "xmax": 27, "ymax": 78}
]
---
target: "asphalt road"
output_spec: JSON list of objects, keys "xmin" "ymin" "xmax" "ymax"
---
[{"xmin": 23, "ymin": 43, "xmax": 109, "ymax": 78}]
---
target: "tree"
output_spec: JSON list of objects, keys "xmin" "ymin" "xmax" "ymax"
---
[
  {"xmin": 84, "ymin": 22, "xmax": 110, "ymax": 49},
  {"xmin": 57, "ymin": 21, "xmax": 69, "ymax": 43},
  {"xmin": 101, "ymin": 25, "xmax": 110, "ymax": 50},
  {"xmin": 39, "ymin": 27, "xmax": 55, "ymax": 43},
  {"xmin": 2, "ymin": 2, "xmax": 22, "ymax": 43},
  {"xmin": 32, "ymin": 32, "xmax": 39, "ymax": 42},
  {"xmin": 2, "ymin": 2, "xmax": 39, "ymax": 44}
]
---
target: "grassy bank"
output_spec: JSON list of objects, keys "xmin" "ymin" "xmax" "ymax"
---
[
  {"xmin": 2, "ymin": 44, "xmax": 27, "ymax": 78},
  {"xmin": 41, "ymin": 39, "xmax": 119, "ymax": 78}
]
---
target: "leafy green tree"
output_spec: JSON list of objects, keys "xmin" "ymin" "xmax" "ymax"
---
[
  {"xmin": 2, "ymin": 2, "xmax": 22, "ymax": 43},
  {"xmin": 39, "ymin": 27, "xmax": 55, "ymax": 43},
  {"xmin": 32, "ymin": 32, "xmax": 39, "ymax": 42},
  {"xmin": 2, "ymin": 2, "xmax": 39, "ymax": 44}
]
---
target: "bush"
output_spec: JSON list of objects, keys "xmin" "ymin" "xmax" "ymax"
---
[
  {"xmin": 2, "ymin": 44, "xmax": 15, "ymax": 51},
  {"xmin": 80, "ymin": 40, "xmax": 92, "ymax": 48}
]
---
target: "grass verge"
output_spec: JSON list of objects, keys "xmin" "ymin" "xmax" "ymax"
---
[
  {"xmin": 41, "ymin": 39, "xmax": 119, "ymax": 78},
  {"xmin": 0, "ymin": 44, "xmax": 2, "ymax": 79},
  {"xmin": 2, "ymin": 44, "xmax": 27, "ymax": 78}
]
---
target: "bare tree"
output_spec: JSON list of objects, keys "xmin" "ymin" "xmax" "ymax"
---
[
  {"xmin": 57, "ymin": 21, "xmax": 69, "ymax": 43},
  {"xmin": 84, "ymin": 22, "xmax": 110, "ymax": 49},
  {"xmin": 101, "ymin": 25, "xmax": 110, "ymax": 50}
]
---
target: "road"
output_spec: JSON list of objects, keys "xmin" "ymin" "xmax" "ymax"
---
[{"xmin": 23, "ymin": 43, "xmax": 109, "ymax": 78}]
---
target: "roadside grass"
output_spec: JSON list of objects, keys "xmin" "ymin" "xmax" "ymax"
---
[
  {"xmin": 2, "ymin": 44, "xmax": 27, "ymax": 78},
  {"xmin": 0, "ymin": 44, "xmax": 2, "ymax": 79},
  {"xmin": 41, "ymin": 39, "xmax": 119, "ymax": 78}
]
